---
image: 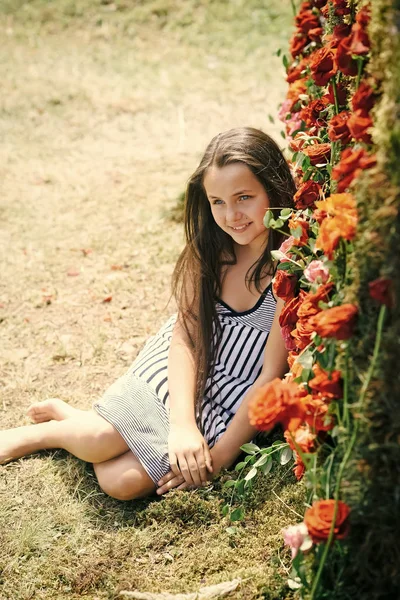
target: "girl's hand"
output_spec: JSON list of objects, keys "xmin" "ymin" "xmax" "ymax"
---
[
  {"xmin": 156, "ymin": 443, "xmax": 225, "ymax": 495},
  {"xmin": 167, "ymin": 422, "xmax": 213, "ymax": 487}
]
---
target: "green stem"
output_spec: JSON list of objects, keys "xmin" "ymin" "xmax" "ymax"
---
[
  {"xmin": 309, "ymin": 304, "xmax": 387, "ymax": 599},
  {"xmin": 342, "ymin": 343, "xmax": 350, "ymax": 429},
  {"xmin": 331, "ymin": 78, "xmax": 340, "ymax": 115},
  {"xmin": 290, "ymin": 0, "xmax": 297, "ymax": 16},
  {"xmin": 355, "ymin": 58, "xmax": 364, "ymax": 91}
]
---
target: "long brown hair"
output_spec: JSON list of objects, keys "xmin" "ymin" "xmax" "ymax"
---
[{"xmin": 172, "ymin": 127, "xmax": 295, "ymax": 426}]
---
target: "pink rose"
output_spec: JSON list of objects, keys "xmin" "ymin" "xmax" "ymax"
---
[
  {"xmin": 278, "ymin": 99, "xmax": 293, "ymax": 122},
  {"xmin": 282, "ymin": 522, "xmax": 312, "ymax": 559},
  {"xmin": 286, "ymin": 114, "xmax": 302, "ymax": 139},
  {"xmin": 304, "ymin": 260, "xmax": 329, "ymax": 283},
  {"xmin": 278, "ymin": 236, "xmax": 296, "ymax": 262}
]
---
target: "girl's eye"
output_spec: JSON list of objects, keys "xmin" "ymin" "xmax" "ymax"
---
[
  {"xmin": 239, "ymin": 195, "xmax": 250, "ymax": 201},
  {"xmin": 212, "ymin": 199, "xmax": 224, "ymax": 205}
]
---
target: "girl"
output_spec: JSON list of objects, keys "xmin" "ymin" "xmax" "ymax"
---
[{"xmin": 0, "ymin": 127, "xmax": 295, "ymax": 500}]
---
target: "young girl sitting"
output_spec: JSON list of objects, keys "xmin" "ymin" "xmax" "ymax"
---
[{"xmin": 0, "ymin": 127, "xmax": 295, "ymax": 500}]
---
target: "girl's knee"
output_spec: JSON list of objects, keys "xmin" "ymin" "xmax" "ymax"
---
[{"xmin": 94, "ymin": 464, "xmax": 154, "ymax": 501}]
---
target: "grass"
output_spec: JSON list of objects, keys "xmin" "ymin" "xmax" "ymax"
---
[{"xmin": 0, "ymin": 1, "xmax": 304, "ymax": 598}]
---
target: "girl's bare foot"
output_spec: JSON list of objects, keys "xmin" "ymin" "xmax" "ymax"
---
[{"xmin": 27, "ymin": 398, "xmax": 82, "ymax": 423}]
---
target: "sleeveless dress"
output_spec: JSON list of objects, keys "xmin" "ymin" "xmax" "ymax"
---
[{"xmin": 93, "ymin": 283, "xmax": 277, "ymax": 483}]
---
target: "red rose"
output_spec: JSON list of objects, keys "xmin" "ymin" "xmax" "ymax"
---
[
  {"xmin": 308, "ymin": 27, "xmax": 323, "ymax": 42},
  {"xmin": 279, "ymin": 294, "xmax": 304, "ymax": 329},
  {"xmin": 369, "ymin": 277, "xmax": 394, "ymax": 308},
  {"xmin": 286, "ymin": 58, "xmax": 309, "ymax": 84},
  {"xmin": 310, "ymin": 47, "xmax": 338, "ymax": 87},
  {"xmin": 352, "ymin": 81, "xmax": 376, "ymax": 112},
  {"xmin": 294, "ymin": 180, "xmax": 321, "ymax": 209},
  {"xmin": 303, "ymin": 142, "xmax": 331, "ymax": 166},
  {"xmin": 298, "ymin": 283, "xmax": 334, "ymax": 319},
  {"xmin": 356, "ymin": 5, "xmax": 371, "ymax": 27},
  {"xmin": 290, "ymin": 33, "xmax": 308, "ymax": 59},
  {"xmin": 347, "ymin": 109, "xmax": 373, "ymax": 144},
  {"xmin": 305, "ymin": 499, "xmax": 350, "ymax": 543},
  {"xmin": 331, "ymin": 0, "xmax": 351, "ymax": 16},
  {"xmin": 332, "ymin": 148, "xmax": 377, "ymax": 192},
  {"xmin": 328, "ymin": 111, "xmax": 352, "ymax": 144},
  {"xmin": 273, "ymin": 270, "xmax": 297, "ymax": 302},
  {"xmin": 299, "ymin": 97, "xmax": 329, "ymax": 127},
  {"xmin": 326, "ymin": 23, "xmax": 352, "ymax": 48},
  {"xmin": 248, "ymin": 378, "xmax": 307, "ymax": 432},
  {"xmin": 349, "ymin": 23, "xmax": 370, "ymax": 55},
  {"xmin": 336, "ymin": 36, "xmax": 358, "ymax": 77},
  {"xmin": 296, "ymin": 9, "xmax": 320, "ymax": 35},
  {"xmin": 291, "ymin": 318, "xmax": 315, "ymax": 350},
  {"xmin": 309, "ymin": 304, "xmax": 358, "ymax": 340},
  {"xmin": 281, "ymin": 325, "xmax": 298, "ymax": 351}
]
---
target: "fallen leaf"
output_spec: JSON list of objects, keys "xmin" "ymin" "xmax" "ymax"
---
[
  {"xmin": 111, "ymin": 264, "xmax": 123, "ymax": 271},
  {"xmin": 67, "ymin": 268, "xmax": 80, "ymax": 277},
  {"xmin": 81, "ymin": 248, "xmax": 93, "ymax": 256},
  {"xmin": 102, "ymin": 296, "xmax": 112, "ymax": 303}
]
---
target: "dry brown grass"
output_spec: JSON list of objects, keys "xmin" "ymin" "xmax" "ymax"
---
[{"xmin": 0, "ymin": 2, "xmax": 304, "ymax": 598}]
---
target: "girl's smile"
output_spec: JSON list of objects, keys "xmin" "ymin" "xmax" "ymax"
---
[{"xmin": 203, "ymin": 162, "xmax": 270, "ymax": 252}]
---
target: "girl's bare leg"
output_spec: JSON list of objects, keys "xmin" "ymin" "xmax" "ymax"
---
[
  {"xmin": 0, "ymin": 409, "xmax": 129, "ymax": 465},
  {"xmin": 94, "ymin": 451, "xmax": 156, "ymax": 501},
  {"xmin": 27, "ymin": 398, "xmax": 84, "ymax": 423}
]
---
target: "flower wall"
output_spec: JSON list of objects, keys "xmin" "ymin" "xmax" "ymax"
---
[{"xmin": 248, "ymin": 1, "xmax": 400, "ymax": 598}]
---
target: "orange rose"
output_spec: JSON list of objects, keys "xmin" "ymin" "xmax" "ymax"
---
[
  {"xmin": 287, "ymin": 79, "xmax": 308, "ymax": 108},
  {"xmin": 328, "ymin": 111, "xmax": 352, "ymax": 144},
  {"xmin": 287, "ymin": 351, "xmax": 300, "ymax": 370},
  {"xmin": 310, "ymin": 47, "xmax": 338, "ymax": 87},
  {"xmin": 293, "ymin": 451, "xmax": 305, "ymax": 480},
  {"xmin": 273, "ymin": 270, "xmax": 297, "ymax": 302},
  {"xmin": 285, "ymin": 424, "xmax": 316, "ymax": 453},
  {"xmin": 288, "ymin": 216, "xmax": 309, "ymax": 246},
  {"xmin": 304, "ymin": 499, "xmax": 350, "ymax": 543},
  {"xmin": 303, "ymin": 142, "xmax": 331, "ymax": 166},
  {"xmin": 309, "ymin": 304, "xmax": 358, "ymax": 340},
  {"xmin": 347, "ymin": 109, "xmax": 373, "ymax": 144},
  {"xmin": 309, "ymin": 365, "xmax": 342, "ymax": 399},
  {"xmin": 248, "ymin": 378, "xmax": 306, "ymax": 432},
  {"xmin": 332, "ymin": 148, "xmax": 377, "ymax": 193},
  {"xmin": 291, "ymin": 318, "xmax": 315, "ymax": 350},
  {"xmin": 294, "ymin": 180, "xmax": 322, "ymax": 210},
  {"xmin": 305, "ymin": 394, "xmax": 335, "ymax": 432},
  {"xmin": 297, "ymin": 283, "xmax": 334, "ymax": 319},
  {"xmin": 349, "ymin": 22, "xmax": 370, "ymax": 55}
]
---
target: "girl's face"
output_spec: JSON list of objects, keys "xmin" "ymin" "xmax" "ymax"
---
[{"xmin": 203, "ymin": 163, "xmax": 270, "ymax": 253}]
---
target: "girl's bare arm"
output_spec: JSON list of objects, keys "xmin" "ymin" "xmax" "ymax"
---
[
  {"xmin": 167, "ymin": 311, "xmax": 213, "ymax": 488},
  {"xmin": 210, "ymin": 297, "xmax": 288, "ymax": 471}
]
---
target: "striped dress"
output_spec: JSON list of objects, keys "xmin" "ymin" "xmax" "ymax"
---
[{"xmin": 93, "ymin": 283, "xmax": 277, "ymax": 483}]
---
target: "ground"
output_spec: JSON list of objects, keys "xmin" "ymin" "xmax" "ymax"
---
[{"xmin": 0, "ymin": 2, "xmax": 304, "ymax": 598}]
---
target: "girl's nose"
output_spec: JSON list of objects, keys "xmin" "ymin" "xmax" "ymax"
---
[{"xmin": 226, "ymin": 205, "xmax": 242, "ymax": 222}]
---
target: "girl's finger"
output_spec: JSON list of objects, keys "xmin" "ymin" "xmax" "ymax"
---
[
  {"xmin": 204, "ymin": 444, "xmax": 213, "ymax": 474},
  {"xmin": 187, "ymin": 455, "xmax": 202, "ymax": 487},
  {"xmin": 156, "ymin": 474, "xmax": 185, "ymax": 495},
  {"xmin": 168, "ymin": 453, "xmax": 181, "ymax": 477},
  {"xmin": 194, "ymin": 449, "xmax": 208, "ymax": 485},
  {"xmin": 157, "ymin": 470, "xmax": 176, "ymax": 487},
  {"xmin": 177, "ymin": 455, "xmax": 194, "ymax": 486}
]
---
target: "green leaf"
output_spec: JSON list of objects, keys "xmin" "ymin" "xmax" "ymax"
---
[
  {"xmin": 260, "ymin": 446, "xmax": 273, "ymax": 454},
  {"xmin": 234, "ymin": 461, "xmax": 247, "ymax": 472},
  {"xmin": 288, "ymin": 578, "xmax": 303, "ymax": 590},
  {"xmin": 253, "ymin": 453, "xmax": 271, "ymax": 467},
  {"xmin": 277, "ymin": 261, "xmax": 293, "ymax": 271},
  {"xmin": 268, "ymin": 114, "xmax": 275, "ymax": 123},
  {"xmin": 276, "ymin": 48, "xmax": 282, "ymax": 57},
  {"xmin": 280, "ymin": 130, "xmax": 286, "ymax": 139},
  {"xmin": 244, "ymin": 454, "xmax": 255, "ymax": 463},
  {"xmin": 280, "ymin": 447, "xmax": 294, "ymax": 465},
  {"xmin": 263, "ymin": 210, "xmax": 274, "ymax": 228},
  {"xmin": 291, "ymin": 225, "xmax": 303, "ymax": 240},
  {"xmin": 221, "ymin": 504, "xmax": 229, "ymax": 517},
  {"xmin": 225, "ymin": 526, "xmax": 238, "ymax": 535},
  {"xmin": 301, "ymin": 368, "xmax": 312, "ymax": 383},
  {"xmin": 281, "ymin": 207, "xmax": 293, "ymax": 217},
  {"xmin": 235, "ymin": 479, "xmax": 245, "ymax": 495},
  {"xmin": 282, "ymin": 54, "xmax": 289, "ymax": 69},
  {"xmin": 260, "ymin": 457, "xmax": 273, "ymax": 475},
  {"xmin": 240, "ymin": 443, "xmax": 260, "ymax": 455},
  {"xmin": 274, "ymin": 218, "xmax": 284, "ymax": 228},
  {"xmin": 230, "ymin": 507, "xmax": 245, "ymax": 522},
  {"xmin": 297, "ymin": 349, "xmax": 314, "ymax": 369},
  {"xmin": 223, "ymin": 479, "xmax": 236, "ymax": 489},
  {"xmin": 244, "ymin": 467, "xmax": 258, "ymax": 482}
]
